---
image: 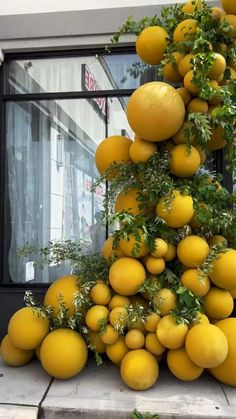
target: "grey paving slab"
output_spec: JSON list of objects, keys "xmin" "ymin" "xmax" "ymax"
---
[
  {"xmin": 0, "ymin": 405, "xmax": 38, "ymax": 419},
  {"xmin": 0, "ymin": 359, "xmax": 51, "ymax": 406},
  {"xmin": 41, "ymin": 359, "xmax": 236, "ymax": 419}
]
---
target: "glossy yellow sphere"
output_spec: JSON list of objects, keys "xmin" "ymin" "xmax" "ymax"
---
[
  {"xmin": 115, "ymin": 188, "xmax": 143, "ymax": 215},
  {"xmin": 221, "ymin": 0, "xmax": 236, "ymax": 14},
  {"xmin": 40, "ymin": 329, "xmax": 88, "ymax": 379},
  {"xmin": 109, "ymin": 257, "xmax": 146, "ymax": 296},
  {"xmin": 125, "ymin": 329, "xmax": 145, "ymax": 350},
  {"xmin": 210, "ymin": 318, "xmax": 236, "ymax": 386},
  {"xmin": 85, "ymin": 305, "xmax": 109, "ymax": 331},
  {"xmin": 127, "ymin": 82, "xmax": 185, "ymax": 142},
  {"xmin": 8, "ymin": 307, "xmax": 49, "ymax": 350},
  {"xmin": 106, "ymin": 336, "xmax": 129, "ymax": 366},
  {"xmin": 204, "ymin": 287, "xmax": 234, "ymax": 320},
  {"xmin": 177, "ymin": 235, "xmax": 209, "ymax": 267},
  {"xmin": 180, "ymin": 269, "xmax": 210, "ymax": 297},
  {"xmin": 44, "ymin": 274, "xmax": 79, "ymax": 317},
  {"xmin": 151, "ymin": 238, "xmax": 168, "ymax": 258},
  {"xmin": 156, "ymin": 190, "xmax": 194, "ymax": 228},
  {"xmin": 129, "ymin": 138, "xmax": 158, "ymax": 163},
  {"xmin": 1, "ymin": 335, "xmax": 33, "ymax": 366},
  {"xmin": 167, "ymin": 347, "xmax": 204, "ymax": 381},
  {"xmin": 135, "ymin": 26, "xmax": 169, "ymax": 65},
  {"xmin": 173, "ymin": 19, "xmax": 198, "ymax": 44},
  {"xmin": 209, "ymin": 249, "xmax": 236, "ymax": 290},
  {"xmin": 169, "ymin": 144, "xmax": 201, "ymax": 177},
  {"xmin": 185, "ymin": 324, "xmax": 228, "ymax": 368},
  {"xmin": 119, "ymin": 228, "xmax": 149, "ymax": 258},
  {"xmin": 120, "ymin": 349, "xmax": 159, "ymax": 390},
  {"xmin": 95, "ymin": 135, "xmax": 132, "ymax": 177},
  {"xmin": 156, "ymin": 315, "xmax": 188, "ymax": 349}
]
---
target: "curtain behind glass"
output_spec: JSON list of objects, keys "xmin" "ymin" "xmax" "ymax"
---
[
  {"xmin": 5, "ymin": 99, "xmax": 107, "ymax": 283},
  {"xmin": 4, "ymin": 53, "xmax": 136, "ymax": 284}
]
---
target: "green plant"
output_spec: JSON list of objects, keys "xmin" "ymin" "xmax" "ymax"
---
[{"xmin": 131, "ymin": 409, "xmax": 159, "ymax": 419}]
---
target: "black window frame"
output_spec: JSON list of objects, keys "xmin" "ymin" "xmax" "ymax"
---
[{"xmin": 0, "ymin": 46, "xmax": 137, "ymax": 289}]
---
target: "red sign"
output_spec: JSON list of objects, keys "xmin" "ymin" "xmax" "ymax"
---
[{"xmin": 82, "ymin": 64, "xmax": 109, "ymax": 122}]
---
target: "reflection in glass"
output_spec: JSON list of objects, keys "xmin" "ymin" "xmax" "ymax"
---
[
  {"xmin": 5, "ymin": 54, "xmax": 145, "ymax": 94},
  {"xmin": 107, "ymin": 96, "xmax": 133, "ymax": 138},
  {"xmin": 5, "ymin": 98, "xmax": 119, "ymax": 283}
]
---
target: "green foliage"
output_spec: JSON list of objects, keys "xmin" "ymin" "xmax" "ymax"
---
[
  {"xmin": 161, "ymin": 3, "xmax": 183, "ymax": 36},
  {"xmin": 98, "ymin": 318, "xmax": 108, "ymax": 335},
  {"xmin": 111, "ymin": 15, "xmax": 163, "ymax": 44},
  {"xmin": 173, "ymin": 287, "xmax": 202, "ymax": 324},
  {"xmin": 18, "ymin": 241, "xmax": 109, "ymax": 286},
  {"xmin": 186, "ymin": 112, "xmax": 212, "ymax": 148},
  {"xmin": 17, "ymin": 240, "xmax": 83, "ymax": 270},
  {"xmin": 73, "ymin": 253, "xmax": 109, "ymax": 285},
  {"xmin": 21, "ymin": 247, "xmax": 110, "ymax": 337},
  {"xmin": 131, "ymin": 410, "xmax": 159, "ymax": 419},
  {"xmin": 73, "ymin": 287, "xmax": 93, "ymax": 314},
  {"xmin": 24, "ymin": 291, "xmax": 52, "ymax": 319},
  {"xmin": 198, "ymin": 242, "xmax": 228, "ymax": 279},
  {"xmin": 87, "ymin": 343, "xmax": 103, "ymax": 367},
  {"xmin": 139, "ymin": 277, "xmax": 161, "ymax": 304},
  {"xmin": 126, "ymin": 304, "xmax": 146, "ymax": 329}
]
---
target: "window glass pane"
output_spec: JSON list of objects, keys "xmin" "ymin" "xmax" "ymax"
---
[
  {"xmin": 5, "ymin": 97, "xmax": 126, "ymax": 284},
  {"xmin": 5, "ymin": 54, "xmax": 147, "ymax": 94},
  {"xmin": 107, "ymin": 96, "xmax": 133, "ymax": 138}
]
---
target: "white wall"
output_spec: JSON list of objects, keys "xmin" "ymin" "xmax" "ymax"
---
[{"xmin": 0, "ymin": 0, "xmax": 216, "ymax": 15}]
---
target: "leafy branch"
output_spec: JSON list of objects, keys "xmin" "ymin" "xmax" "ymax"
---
[
  {"xmin": 17, "ymin": 240, "xmax": 83, "ymax": 270},
  {"xmin": 111, "ymin": 15, "xmax": 163, "ymax": 44},
  {"xmin": 131, "ymin": 409, "xmax": 159, "ymax": 419},
  {"xmin": 24, "ymin": 291, "xmax": 52, "ymax": 319},
  {"xmin": 186, "ymin": 112, "xmax": 213, "ymax": 148},
  {"xmin": 198, "ymin": 242, "xmax": 228, "ymax": 279},
  {"xmin": 172, "ymin": 287, "xmax": 203, "ymax": 324}
]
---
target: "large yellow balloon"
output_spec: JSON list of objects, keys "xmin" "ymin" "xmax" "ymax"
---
[
  {"xmin": 1, "ymin": 335, "xmax": 33, "ymax": 366},
  {"xmin": 40, "ymin": 329, "xmax": 88, "ymax": 379},
  {"xmin": 109, "ymin": 257, "xmax": 146, "ymax": 296},
  {"xmin": 167, "ymin": 347, "xmax": 204, "ymax": 381},
  {"xmin": 221, "ymin": 0, "xmax": 236, "ymax": 14},
  {"xmin": 209, "ymin": 249, "xmax": 236, "ymax": 290},
  {"xmin": 136, "ymin": 26, "xmax": 169, "ymax": 65},
  {"xmin": 185, "ymin": 324, "xmax": 228, "ymax": 368},
  {"xmin": 156, "ymin": 189, "xmax": 194, "ymax": 228},
  {"xmin": 120, "ymin": 349, "xmax": 159, "ymax": 390},
  {"xmin": 44, "ymin": 274, "xmax": 79, "ymax": 317},
  {"xmin": 95, "ymin": 135, "xmax": 132, "ymax": 177},
  {"xmin": 127, "ymin": 82, "xmax": 185, "ymax": 142},
  {"xmin": 211, "ymin": 318, "xmax": 236, "ymax": 386},
  {"xmin": 8, "ymin": 307, "xmax": 49, "ymax": 350}
]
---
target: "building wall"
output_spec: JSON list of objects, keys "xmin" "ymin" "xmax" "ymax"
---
[
  {"xmin": 0, "ymin": 0, "xmax": 219, "ymax": 52},
  {"xmin": 0, "ymin": 0, "xmax": 215, "ymax": 16}
]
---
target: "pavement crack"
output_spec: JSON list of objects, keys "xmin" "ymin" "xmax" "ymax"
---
[
  {"xmin": 37, "ymin": 377, "xmax": 54, "ymax": 418},
  {"xmin": 220, "ymin": 383, "xmax": 230, "ymax": 406}
]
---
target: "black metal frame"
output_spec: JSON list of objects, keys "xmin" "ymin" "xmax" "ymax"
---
[{"xmin": 0, "ymin": 46, "xmax": 136, "ymax": 288}]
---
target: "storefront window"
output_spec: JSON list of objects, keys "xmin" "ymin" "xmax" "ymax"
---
[{"xmin": 2, "ymin": 50, "xmax": 141, "ymax": 284}]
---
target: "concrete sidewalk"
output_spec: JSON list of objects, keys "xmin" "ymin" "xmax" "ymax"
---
[{"xmin": 0, "ymin": 358, "xmax": 236, "ymax": 419}]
